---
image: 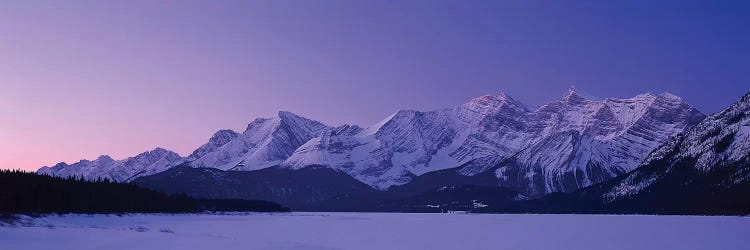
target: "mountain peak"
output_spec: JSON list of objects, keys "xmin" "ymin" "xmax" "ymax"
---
[
  {"xmin": 277, "ymin": 110, "xmax": 298, "ymax": 119},
  {"xmin": 623, "ymin": 92, "xmax": 659, "ymax": 103},
  {"xmin": 210, "ymin": 129, "xmax": 240, "ymax": 141},
  {"xmin": 151, "ymin": 147, "xmax": 168, "ymax": 153},
  {"xmin": 498, "ymin": 91, "xmax": 528, "ymax": 109},
  {"xmin": 140, "ymin": 147, "xmax": 179, "ymax": 158},
  {"xmin": 214, "ymin": 129, "xmax": 239, "ymax": 135},
  {"xmin": 467, "ymin": 94, "xmax": 503, "ymax": 106},
  {"xmin": 496, "ymin": 91, "xmax": 509, "ymax": 100},
  {"xmin": 635, "ymin": 92, "xmax": 656, "ymax": 97},
  {"xmin": 727, "ymin": 92, "xmax": 750, "ymax": 112},
  {"xmin": 96, "ymin": 155, "xmax": 114, "ymax": 162},
  {"xmin": 659, "ymin": 92, "xmax": 683, "ymax": 102},
  {"xmin": 363, "ymin": 111, "xmax": 402, "ymax": 136},
  {"xmin": 275, "ymin": 111, "xmax": 329, "ymax": 133},
  {"xmin": 464, "ymin": 91, "xmax": 526, "ymax": 114},
  {"xmin": 561, "ymin": 86, "xmax": 587, "ymax": 104},
  {"xmin": 566, "ymin": 85, "xmax": 577, "ymax": 94},
  {"xmin": 187, "ymin": 129, "xmax": 241, "ymax": 160},
  {"xmin": 274, "ymin": 111, "xmax": 326, "ymax": 128},
  {"xmin": 384, "ymin": 110, "xmax": 418, "ymax": 124},
  {"xmin": 244, "ymin": 111, "xmax": 327, "ymax": 134},
  {"xmin": 52, "ymin": 162, "xmax": 68, "ymax": 169},
  {"xmin": 741, "ymin": 92, "xmax": 750, "ymax": 103}
]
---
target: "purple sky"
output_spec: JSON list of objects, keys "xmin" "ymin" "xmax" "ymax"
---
[{"xmin": 1, "ymin": 1, "xmax": 749, "ymax": 171}]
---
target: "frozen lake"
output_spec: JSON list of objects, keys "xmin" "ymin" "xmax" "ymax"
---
[{"xmin": 2, "ymin": 212, "xmax": 748, "ymax": 250}]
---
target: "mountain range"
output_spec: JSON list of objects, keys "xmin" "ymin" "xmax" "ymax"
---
[
  {"xmin": 38, "ymin": 148, "xmax": 183, "ymax": 182},
  {"xmin": 491, "ymin": 92, "xmax": 750, "ymax": 215},
  {"xmin": 39, "ymin": 88, "xmax": 750, "ymax": 214}
]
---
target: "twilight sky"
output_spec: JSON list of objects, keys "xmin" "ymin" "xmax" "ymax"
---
[{"xmin": 1, "ymin": 1, "xmax": 749, "ymax": 171}]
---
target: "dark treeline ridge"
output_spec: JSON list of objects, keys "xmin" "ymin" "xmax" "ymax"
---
[
  {"xmin": 197, "ymin": 198, "xmax": 290, "ymax": 212},
  {"xmin": 0, "ymin": 170, "xmax": 289, "ymax": 214}
]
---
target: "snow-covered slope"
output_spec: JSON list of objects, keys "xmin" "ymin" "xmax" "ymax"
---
[
  {"xmin": 282, "ymin": 92, "xmax": 532, "ymax": 188},
  {"xmin": 604, "ymin": 92, "xmax": 750, "ymax": 202},
  {"xmin": 490, "ymin": 90, "xmax": 705, "ymax": 196},
  {"xmin": 186, "ymin": 111, "xmax": 330, "ymax": 170},
  {"xmin": 37, "ymin": 148, "xmax": 183, "ymax": 182},
  {"xmin": 186, "ymin": 129, "xmax": 240, "ymax": 161},
  {"xmin": 283, "ymin": 88, "xmax": 704, "ymax": 193},
  {"xmin": 37, "ymin": 88, "xmax": 706, "ymax": 197}
]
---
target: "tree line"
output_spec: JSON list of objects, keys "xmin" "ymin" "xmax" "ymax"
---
[{"xmin": 0, "ymin": 169, "xmax": 289, "ymax": 214}]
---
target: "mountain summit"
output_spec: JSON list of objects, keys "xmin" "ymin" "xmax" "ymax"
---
[{"xmin": 187, "ymin": 111, "xmax": 330, "ymax": 171}]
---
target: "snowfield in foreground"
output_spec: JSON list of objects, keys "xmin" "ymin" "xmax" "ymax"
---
[{"xmin": 2, "ymin": 213, "xmax": 748, "ymax": 250}]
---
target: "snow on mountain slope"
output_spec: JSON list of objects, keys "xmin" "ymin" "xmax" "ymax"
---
[
  {"xmin": 604, "ymin": 92, "xmax": 750, "ymax": 201},
  {"xmin": 37, "ymin": 148, "xmax": 183, "ymax": 182},
  {"xmin": 186, "ymin": 111, "xmax": 330, "ymax": 171},
  {"xmin": 282, "ymin": 92, "xmax": 531, "ymax": 189},
  {"xmin": 36, "ymin": 88, "xmax": 706, "ymax": 196},
  {"xmin": 642, "ymin": 93, "xmax": 750, "ymax": 171},
  {"xmin": 451, "ymin": 93, "xmax": 532, "ymax": 174},
  {"xmin": 282, "ymin": 125, "xmax": 365, "ymax": 171},
  {"xmin": 284, "ymin": 88, "xmax": 704, "ymax": 193},
  {"xmin": 491, "ymin": 89, "xmax": 705, "ymax": 197},
  {"xmin": 186, "ymin": 129, "xmax": 240, "ymax": 161}
]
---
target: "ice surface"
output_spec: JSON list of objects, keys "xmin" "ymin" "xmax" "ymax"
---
[{"xmin": 2, "ymin": 213, "xmax": 748, "ymax": 250}]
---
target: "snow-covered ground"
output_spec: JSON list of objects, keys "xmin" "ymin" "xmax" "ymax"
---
[{"xmin": 2, "ymin": 213, "xmax": 748, "ymax": 250}]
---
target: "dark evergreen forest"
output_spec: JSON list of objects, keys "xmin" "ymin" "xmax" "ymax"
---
[{"xmin": 0, "ymin": 170, "xmax": 289, "ymax": 214}]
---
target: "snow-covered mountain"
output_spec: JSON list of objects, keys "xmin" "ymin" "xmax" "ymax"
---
[
  {"xmin": 502, "ymin": 92, "xmax": 750, "ymax": 215},
  {"xmin": 282, "ymin": 88, "xmax": 704, "ymax": 195},
  {"xmin": 37, "ymin": 148, "xmax": 183, "ymax": 182},
  {"xmin": 37, "ymin": 88, "xmax": 705, "ymax": 197},
  {"xmin": 603, "ymin": 92, "xmax": 750, "ymax": 202},
  {"xmin": 488, "ymin": 89, "xmax": 705, "ymax": 196},
  {"xmin": 281, "ymin": 92, "xmax": 532, "ymax": 188},
  {"xmin": 186, "ymin": 111, "xmax": 330, "ymax": 171},
  {"xmin": 186, "ymin": 129, "xmax": 240, "ymax": 161}
]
